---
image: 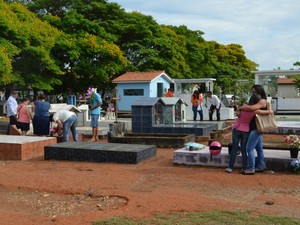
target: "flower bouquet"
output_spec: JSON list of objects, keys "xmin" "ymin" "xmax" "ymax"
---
[
  {"xmin": 85, "ymin": 87, "xmax": 96, "ymax": 108},
  {"xmin": 285, "ymin": 134, "xmax": 300, "ymax": 149},
  {"xmin": 285, "ymin": 134, "xmax": 300, "ymax": 158}
]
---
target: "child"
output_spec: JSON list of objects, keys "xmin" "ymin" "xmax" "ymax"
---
[{"xmin": 106, "ymin": 102, "xmax": 115, "ymax": 119}]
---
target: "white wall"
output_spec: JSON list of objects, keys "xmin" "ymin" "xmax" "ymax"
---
[{"xmin": 278, "ymin": 84, "xmax": 298, "ymax": 97}]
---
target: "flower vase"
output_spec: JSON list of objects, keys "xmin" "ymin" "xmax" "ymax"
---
[{"xmin": 290, "ymin": 148, "xmax": 299, "ymax": 158}]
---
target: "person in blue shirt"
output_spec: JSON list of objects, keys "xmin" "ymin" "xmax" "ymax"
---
[{"xmin": 89, "ymin": 90, "xmax": 102, "ymax": 141}]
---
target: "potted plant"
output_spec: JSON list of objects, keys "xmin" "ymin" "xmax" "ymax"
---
[{"xmin": 285, "ymin": 134, "xmax": 300, "ymax": 158}]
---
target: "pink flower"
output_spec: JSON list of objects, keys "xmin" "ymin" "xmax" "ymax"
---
[
  {"xmin": 85, "ymin": 87, "xmax": 93, "ymax": 98},
  {"xmin": 285, "ymin": 135, "xmax": 300, "ymax": 149},
  {"xmin": 85, "ymin": 87, "xmax": 96, "ymax": 105}
]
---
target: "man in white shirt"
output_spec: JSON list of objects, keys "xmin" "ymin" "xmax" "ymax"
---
[
  {"xmin": 206, "ymin": 91, "xmax": 221, "ymax": 121},
  {"xmin": 6, "ymin": 90, "xmax": 19, "ymax": 134},
  {"xmin": 51, "ymin": 110, "xmax": 78, "ymax": 142}
]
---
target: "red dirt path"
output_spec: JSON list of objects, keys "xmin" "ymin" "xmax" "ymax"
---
[{"xmin": 0, "ymin": 137, "xmax": 299, "ymax": 225}]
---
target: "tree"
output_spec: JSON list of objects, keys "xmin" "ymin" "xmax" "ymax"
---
[
  {"xmin": 0, "ymin": 1, "xmax": 64, "ymax": 91},
  {"xmin": 22, "ymin": 0, "xmax": 128, "ymax": 94},
  {"xmin": 167, "ymin": 25, "xmax": 217, "ymax": 79},
  {"xmin": 5, "ymin": 0, "xmax": 259, "ymax": 96},
  {"xmin": 208, "ymin": 41, "xmax": 257, "ymax": 94}
]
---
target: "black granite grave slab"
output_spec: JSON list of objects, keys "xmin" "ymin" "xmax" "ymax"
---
[
  {"xmin": 108, "ymin": 132, "xmax": 195, "ymax": 148},
  {"xmin": 44, "ymin": 142, "xmax": 156, "ymax": 164},
  {"xmin": 132, "ymin": 123, "xmax": 218, "ymax": 136}
]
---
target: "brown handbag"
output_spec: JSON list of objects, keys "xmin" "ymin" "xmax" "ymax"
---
[{"xmin": 255, "ymin": 112, "xmax": 278, "ymax": 132}]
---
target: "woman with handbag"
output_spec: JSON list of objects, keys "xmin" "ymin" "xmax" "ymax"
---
[
  {"xmin": 191, "ymin": 90, "xmax": 203, "ymax": 121},
  {"xmin": 227, "ymin": 93, "xmax": 274, "ymax": 173},
  {"xmin": 238, "ymin": 84, "xmax": 273, "ymax": 175},
  {"xmin": 226, "ymin": 93, "xmax": 261, "ymax": 173}
]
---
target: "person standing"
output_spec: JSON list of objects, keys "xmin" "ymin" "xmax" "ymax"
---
[
  {"xmin": 206, "ymin": 91, "xmax": 221, "ymax": 121},
  {"xmin": 17, "ymin": 97, "xmax": 31, "ymax": 135},
  {"xmin": 238, "ymin": 84, "xmax": 269, "ymax": 175},
  {"xmin": 191, "ymin": 90, "xmax": 203, "ymax": 121},
  {"xmin": 51, "ymin": 109, "xmax": 78, "ymax": 142},
  {"xmin": 32, "ymin": 94, "xmax": 51, "ymax": 136},
  {"xmin": 89, "ymin": 90, "xmax": 102, "ymax": 142},
  {"xmin": 6, "ymin": 90, "xmax": 19, "ymax": 134},
  {"xmin": 192, "ymin": 83, "xmax": 200, "ymax": 93},
  {"xmin": 165, "ymin": 88, "xmax": 174, "ymax": 97},
  {"xmin": 229, "ymin": 95, "xmax": 237, "ymax": 111}
]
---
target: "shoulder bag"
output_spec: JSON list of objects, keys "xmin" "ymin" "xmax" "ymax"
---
[{"xmin": 255, "ymin": 104, "xmax": 278, "ymax": 132}]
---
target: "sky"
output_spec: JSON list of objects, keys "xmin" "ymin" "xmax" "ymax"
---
[{"xmin": 110, "ymin": 0, "xmax": 300, "ymax": 71}]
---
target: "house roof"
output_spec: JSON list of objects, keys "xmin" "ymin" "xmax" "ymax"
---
[
  {"xmin": 277, "ymin": 78, "xmax": 296, "ymax": 84},
  {"xmin": 132, "ymin": 97, "xmax": 188, "ymax": 106},
  {"xmin": 160, "ymin": 97, "xmax": 188, "ymax": 106},
  {"xmin": 112, "ymin": 70, "xmax": 173, "ymax": 83},
  {"xmin": 132, "ymin": 97, "xmax": 163, "ymax": 106}
]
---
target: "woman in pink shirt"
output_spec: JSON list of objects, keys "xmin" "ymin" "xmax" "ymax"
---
[
  {"xmin": 226, "ymin": 93, "xmax": 272, "ymax": 173},
  {"xmin": 17, "ymin": 97, "xmax": 31, "ymax": 135}
]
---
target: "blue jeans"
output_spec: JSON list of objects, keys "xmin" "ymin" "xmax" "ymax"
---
[
  {"xmin": 192, "ymin": 105, "xmax": 203, "ymax": 121},
  {"xmin": 63, "ymin": 115, "xmax": 78, "ymax": 142},
  {"xmin": 229, "ymin": 128, "xmax": 249, "ymax": 170},
  {"xmin": 209, "ymin": 105, "xmax": 221, "ymax": 121},
  {"xmin": 246, "ymin": 129, "xmax": 265, "ymax": 171}
]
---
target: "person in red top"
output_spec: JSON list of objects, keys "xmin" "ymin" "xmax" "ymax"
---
[
  {"xmin": 165, "ymin": 88, "xmax": 174, "ymax": 97},
  {"xmin": 191, "ymin": 90, "xmax": 203, "ymax": 121},
  {"xmin": 17, "ymin": 97, "xmax": 31, "ymax": 135}
]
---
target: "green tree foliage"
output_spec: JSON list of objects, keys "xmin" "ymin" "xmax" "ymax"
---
[
  {"xmin": 0, "ymin": 1, "xmax": 64, "ymax": 90},
  {"xmin": 111, "ymin": 11, "xmax": 167, "ymax": 72},
  {"xmin": 3, "ymin": 0, "xmax": 259, "ymax": 95},
  {"xmin": 54, "ymin": 32, "xmax": 127, "ymax": 94},
  {"xmin": 208, "ymin": 41, "xmax": 257, "ymax": 94},
  {"xmin": 23, "ymin": 0, "xmax": 127, "ymax": 94},
  {"xmin": 293, "ymin": 61, "xmax": 300, "ymax": 68},
  {"xmin": 0, "ymin": 39, "xmax": 19, "ymax": 84},
  {"xmin": 165, "ymin": 25, "xmax": 217, "ymax": 79}
]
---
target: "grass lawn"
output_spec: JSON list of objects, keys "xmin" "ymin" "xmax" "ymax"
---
[{"xmin": 93, "ymin": 210, "xmax": 300, "ymax": 225}]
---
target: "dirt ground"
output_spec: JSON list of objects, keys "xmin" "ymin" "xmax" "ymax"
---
[{"xmin": 0, "ymin": 136, "xmax": 299, "ymax": 225}]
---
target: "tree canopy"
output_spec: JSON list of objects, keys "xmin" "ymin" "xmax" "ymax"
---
[
  {"xmin": 1, "ymin": 0, "xmax": 259, "ymax": 95},
  {"xmin": 0, "ymin": 1, "xmax": 64, "ymax": 90}
]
